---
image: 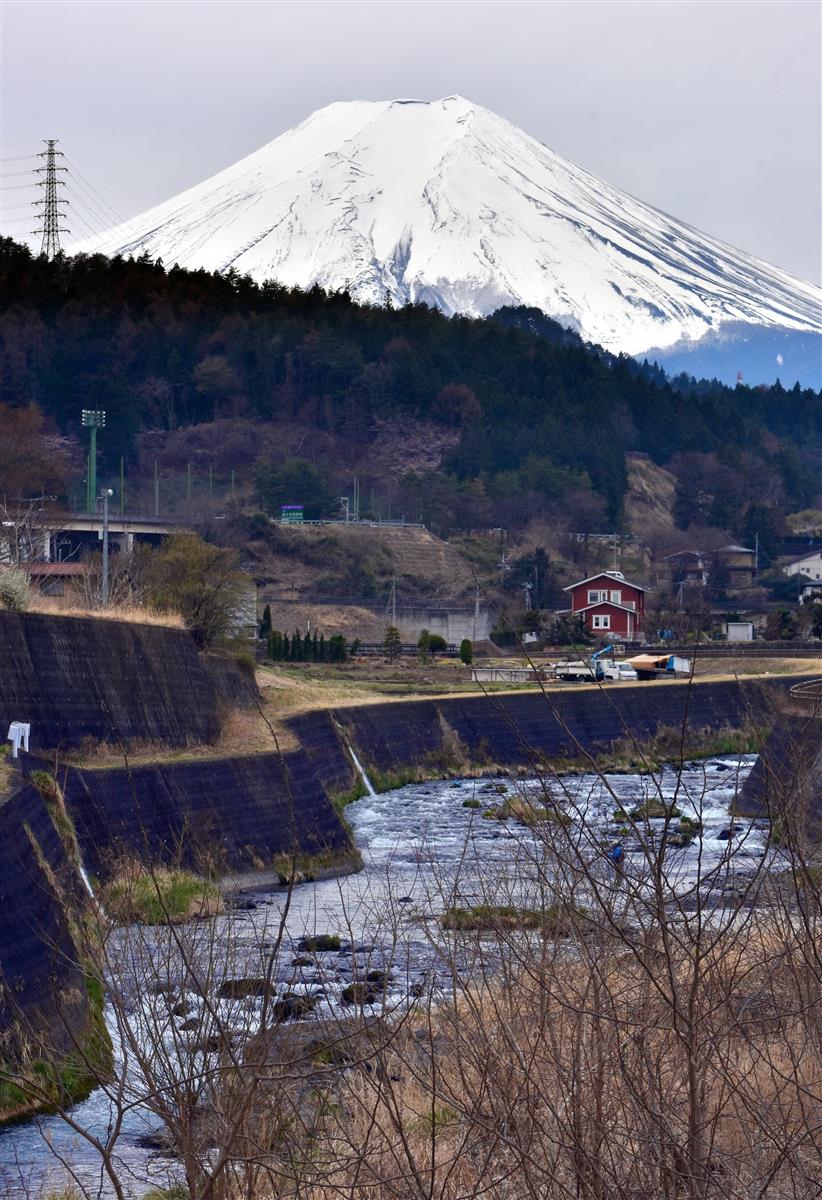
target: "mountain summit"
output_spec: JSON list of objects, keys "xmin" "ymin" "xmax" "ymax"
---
[{"xmin": 75, "ymin": 96, "xmax": 821, "ymax": 363}]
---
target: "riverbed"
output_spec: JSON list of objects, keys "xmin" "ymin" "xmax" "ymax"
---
[{"xmin": 0, "ymin": 755, "xmax": 764, "ymax": 1197}]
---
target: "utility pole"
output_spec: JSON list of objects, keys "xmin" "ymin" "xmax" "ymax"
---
[
  {"xmin": 100, "ymin": 489, "xmax": 113, "ymax": 606},
  {"xmin": 473, "ymin": 584, "xmax": 480, "ymax": 642},
  {"xmin": 33, "ymin": 139, "xmax": 68, "ymax": 258},
  {"xmin": 81, "ymin": 409, "xmax": 105, "ymax": 512}
]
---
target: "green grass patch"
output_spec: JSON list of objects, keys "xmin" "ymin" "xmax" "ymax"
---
[
  {"xmin": 102, "ymin": 863, "xmax": 223, "ymax": 925},
  {"xmin": 629, "ymin": 799, "xmax": 682, "ymax": 821},
  {"xmin": 480, "ymin": 796, "xmax": 571, "ymax": 826},
  {"xmin": 442, "ymin": 903, "xmax": 584, "ymax": 935},
  {"xmin": 297, "ymin": 933, "xmax": 341, "ymax": 951},
  {"xmin": 330, "ymin": 780, "xmax": 368, "ymax": 809},
  {"xmin": 272, "ymin": 846, "xmax": 363, "ymax": 884}
]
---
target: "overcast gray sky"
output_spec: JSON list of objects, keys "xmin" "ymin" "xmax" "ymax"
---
[{"xmin": 2, "ymin": 0, "xmax": 820, "ymax": 283}]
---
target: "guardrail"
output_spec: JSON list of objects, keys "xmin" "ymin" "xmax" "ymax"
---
[{"xmin": 788, "ymin": 678, "xmax": 822, "ymax": 714}]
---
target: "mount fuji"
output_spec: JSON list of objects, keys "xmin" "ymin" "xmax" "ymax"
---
[{"xmin": 73, "ymin": 96, "xmax": 822, "ymax": 383}]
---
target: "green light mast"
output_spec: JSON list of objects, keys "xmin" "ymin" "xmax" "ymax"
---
[{"xmin": 81, "ymin": 409, "xmax": 105, "ymax": 512}]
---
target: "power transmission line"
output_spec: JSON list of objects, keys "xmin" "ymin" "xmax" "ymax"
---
[
  {"xmin": 32, "ymin": 139, "xmax": 68, "ymax": 257},
  {"xmin": 64, "ymin": 156, "xmax": 133, "ymax": 228}
]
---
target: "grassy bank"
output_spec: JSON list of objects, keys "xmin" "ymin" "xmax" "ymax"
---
[
  {"xmin": 0, "ymin": 968, "xmax": 111, "ymax": 1125},
  {"xmin": 271, "ymin": 845, "xmax": 364, "ymax": 885},
  {"xmin": 102, "ymin": 862, "xmax": 224, "ymax": 925}
]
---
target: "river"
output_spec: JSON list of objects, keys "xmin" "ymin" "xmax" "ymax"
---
[{"xmin": 0, "ymin": 755, "xmax": 765, "ymax": 1198}]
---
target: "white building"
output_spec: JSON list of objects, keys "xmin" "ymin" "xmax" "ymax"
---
[{"xmin": 783, "ymin": 549, "xmax": 822, "ymax": 582}]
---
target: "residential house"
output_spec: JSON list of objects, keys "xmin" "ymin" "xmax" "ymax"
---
[
  {"xmin": 663, "ymin": 550, "xmax": 708, "ymax": 588},
  {"xmin": 563, "ymin": 570, "xmax": 645, "ymax": 639},
  {"xmin": 717, "ymin": 544, "xmax": 757, "ymax": 591},
  {"xmin": 783, "ymin": 548, "xmax": 822, "ymax": 583}
]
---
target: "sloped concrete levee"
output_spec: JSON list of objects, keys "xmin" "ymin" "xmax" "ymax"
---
[
  {"xmin": 0, "ymin": 776, "xmax": 106, "ymax": 1121},
  {"xmin": 735, "ymin": 716, "xmax": 822, "ymax": 838},
  {"xmin": 292, "ymin": 677, "xmax": 791, "ymax": 786},
  {"xmin": 0, "ymin": 610, "xmax": 256, "ymax": 749},
  {"xmin": 47, "ymin": 749, "xmax": 356, "ymax": 879}
]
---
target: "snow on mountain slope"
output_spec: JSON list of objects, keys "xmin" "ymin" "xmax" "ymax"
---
[{"xmin": 72, "ymin": 96, "xmax": 822, "ymax": 357}]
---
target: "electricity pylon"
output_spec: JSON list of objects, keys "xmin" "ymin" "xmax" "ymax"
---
[{"xmin": 33, "ymin": 139, "xmax": 68, "ymax": 257}]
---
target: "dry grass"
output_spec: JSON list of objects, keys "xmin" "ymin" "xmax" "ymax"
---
[
  {"xmin": 275, "ymin": 916, "xmax": 822, "ymax": 1199},
  {"xmin": 0, "ymin": 749, "xmax": 16, "ymax": 800},
  {"xmin": 27, "ymin": 595, "xmax": 185, "ymax": 629},
  {"xmin": 690, "ymin": 655, "xmax": 822, "ymax": 678},
  {"xmin": 62, "ymin": 703, "xmax": 301, "ymax": 768}
]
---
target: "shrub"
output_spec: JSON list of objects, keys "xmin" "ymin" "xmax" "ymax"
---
[
  {"xmin": 0, "ymin": 566, "xmax": 30, "ymax": 612},
  {"xmin": 141, "ymin": 533, "xmax": 247, "ymax": 648},
  {"xmin": 460, "ymin": 638, "xmax": 474, "ymax": 665}
]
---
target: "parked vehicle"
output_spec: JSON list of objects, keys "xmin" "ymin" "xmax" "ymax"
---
[
  {"xmin": 626, "ymin": 653, "xmax": 692, "ymax": 679},
  {"xmin": 554, "ymin": 659, "xmax": 595, "ymax": 681},
  {"xmin": 596, "ymin": 659, "xmax": 638, "ymax": 682},
  {"xmin": 553, "ymin": 645, "xmax": 638, "ymax": 682}
]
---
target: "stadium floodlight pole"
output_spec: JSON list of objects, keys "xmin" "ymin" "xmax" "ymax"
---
[
  {"xmin": 100, "ymin": 489, "xmax": 113, "ymax": 607},
  {"xmin": 81, "ymin": 409, "xmax": 105, "ymax": 512}
]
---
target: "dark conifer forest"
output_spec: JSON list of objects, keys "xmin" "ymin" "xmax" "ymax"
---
[{"xmin": 1, "ymin": 237, "xmax": 819, "ymax": 533}]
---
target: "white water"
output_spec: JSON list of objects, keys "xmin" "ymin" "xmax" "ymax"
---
[
  {"xmin": 346, "ymin": 743, "xmax": 377, "ymax": 797},
  {"xmin": 0, "ymin": 756, "xmax": 765, "ymax": 1197},
  {"xmin": 78, "ymin": 863, "xmax": 96, "ymax": 900}
]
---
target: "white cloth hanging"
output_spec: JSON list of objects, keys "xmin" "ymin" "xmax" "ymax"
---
[{"xmin": 7, "ymin": 721, "xmax": 30, "ymax": 758}]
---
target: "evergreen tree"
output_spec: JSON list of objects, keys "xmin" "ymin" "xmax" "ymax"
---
[
  {"xmin": 260, "ymin": 603, "xmax": 272, "ymax": 640},
  {"xmin": 329, "ymin": 633, "xmax": 348, "ymax": 662},
  {"xmin": 460, "ymin": 638, "xmax": 473, "ymax": 665},
  {"xmin": 384, "ymin": 625, "xmax": 403, "ymax": 660}
]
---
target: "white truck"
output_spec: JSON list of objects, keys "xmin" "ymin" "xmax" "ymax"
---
[
  {"xmin": 553, "ymin": 654, "xmax": 638, "ymax": 683},
  {"xmin": 596, "ymin": 659, "xmax": 639, "ymax": 682}
]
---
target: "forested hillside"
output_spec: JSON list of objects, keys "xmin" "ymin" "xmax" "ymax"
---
[{"xmin": 1, "ymin": 238, "xmax": 819, "ymax": 538}]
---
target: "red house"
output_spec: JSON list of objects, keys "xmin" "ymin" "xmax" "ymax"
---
[{"xmin": 563, "ymin": 571, "xmax": 645, "ymax": 639}]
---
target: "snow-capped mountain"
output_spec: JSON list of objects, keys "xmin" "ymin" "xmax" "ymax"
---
[{"xmin": 73, "ymin": 96, "xmax": 821, "ymax": 364}]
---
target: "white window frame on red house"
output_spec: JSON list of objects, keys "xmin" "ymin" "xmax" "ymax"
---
[
  {"xmin": 609, "ymin": 589, "xmax": 622, "ymax": 603},
  {"xmin": 588, "ymin": 589, "xmax": 607, "ymax": 603},
  {"xmin": 592, "ymin": 614, "xmax": 611, "ymax": 629}
]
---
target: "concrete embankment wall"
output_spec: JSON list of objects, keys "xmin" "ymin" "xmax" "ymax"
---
[
  {"xmin": 735, "ymin": 715, "xmax": 822, "ymax": 836},
  {"xmin": 24, "ymin": 676, "xmax": 789, "ymax": 881},
  {"xmin": 0, "ymin": 610, "xmax": 256, "ymax": 750},
  {"xmin": 290, "ymin": 677, "xmax": 787, "ymax": 787},
  {"xmin": 0, "ymin": 778, "xmax": 94, "ymax": 1094},
  {"xmin": 44, "ymin": 749, "xmax": 356, "ymax": 879}
]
